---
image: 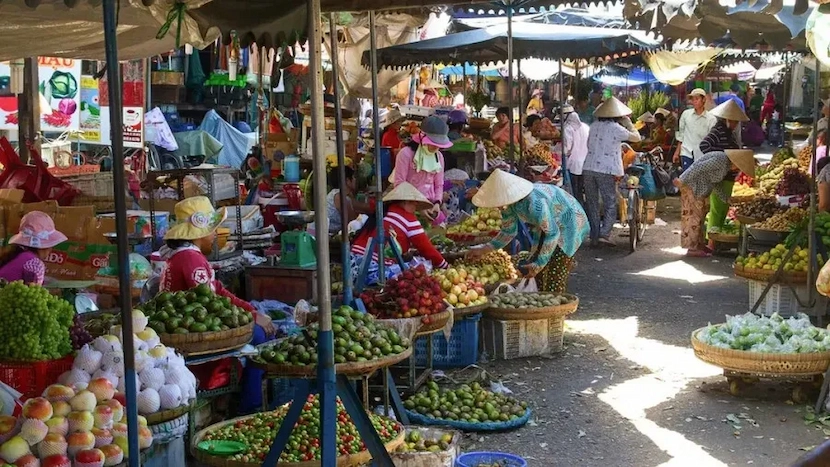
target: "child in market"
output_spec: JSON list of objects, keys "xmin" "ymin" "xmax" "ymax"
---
[{"xmin": 0, "ymin": 211, "xmax": 68, "ymax": 286}]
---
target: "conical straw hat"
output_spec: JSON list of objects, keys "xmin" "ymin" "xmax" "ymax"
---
[
  {"xmin": 654, "ymin": 108, "xmax": 671, "ymax": 117},
  {"xmin": 593, "ymin": 96, "xmax": 633, "ymax": 118},
  {"xmin": 637, "ymin": 111, "xmax": 655, "ymax": 123},
  {"xmin": 725, "ymin": 149, "xmax": 756, "ymax": 178},
  {"xmin": 711, "ymin": 99, "xmax": 749, "ymax": 122},
  {"xmin": 383, "ymin": 182, "xmax": 433, "ymax": 210},
  {"xmin": 472, "ymin": 169, "xmax": 534, "ymax": 208}
]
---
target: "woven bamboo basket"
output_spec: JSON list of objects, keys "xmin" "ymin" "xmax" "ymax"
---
[
  {"xmin": 159, "ymin": 321, "xmax": 254, "ymax": 357},
  {"xmin": 145, "ymin": 404, "xmax": 191, "ymax": 426},
  {"xmin": 250, "ymin": 347, "xmax": 413, "ymax": 378},
  {"xmin": 191, "ymin": 413, "xmax": 405, "ymax": 467},
  {"xmin": 708, "ymin": 232, "xmax": 739, "ymax": 244},
  {"xmin": 415, "ymin": 309, "xmax": 452, "ymax": 337},
  {"xmin": 483, "ymin": 279, "xmax": 517, "ymax": 295},
  {"xmin": 468, "ymin": 117, "xmax": 492, "ymax": 131},
  {"xmin": 691, "ymin": 328, "xmax": 830, "ymax": 375},
  {"xmin": 735, "ymin": 215, "xmax": 759, "ymax": 226},
  {"xmin": 733, "ymin": 265, "xmax": 808, "ymax": 285},
  {"xmin": 450, "ymin": 301, "xmax": 491, "ymax": 319},
  {"xmin": 486, "ymin": 293, "xmax": 579, "ymax": 321}
]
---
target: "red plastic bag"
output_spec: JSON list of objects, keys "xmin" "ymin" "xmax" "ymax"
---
[{"xmin": 0, "ymin": 138, "xmax": 79, "ymax": 205}]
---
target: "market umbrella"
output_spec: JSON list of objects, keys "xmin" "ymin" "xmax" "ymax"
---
[{"xmin": 362, "ymin": 22, "xmax": 660, "ymax": 68}]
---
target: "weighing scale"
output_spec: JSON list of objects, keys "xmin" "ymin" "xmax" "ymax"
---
[{"xmin": 276, "ymin": 211, "xmax": 317, "ymax": 268}]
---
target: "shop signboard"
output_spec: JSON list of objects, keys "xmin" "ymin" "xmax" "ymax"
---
[{"xmin": 0, "ymin": 57, "xmax": 83, "ymax": 132}]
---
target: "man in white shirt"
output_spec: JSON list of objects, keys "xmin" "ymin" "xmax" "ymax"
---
[{"xmin": 673, "ymin": 88, "xmax": 717, "ymax": 171}]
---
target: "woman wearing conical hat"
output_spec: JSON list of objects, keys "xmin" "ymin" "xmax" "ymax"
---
[
  {"xmin": 699, "ymin": 99, "xmax": 749, "ymax": 253},
  {"xmin": 466, "ymin": 170, "xmax": 589, "ymax": 293}
]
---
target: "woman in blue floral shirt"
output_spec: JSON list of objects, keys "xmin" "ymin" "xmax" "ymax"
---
[{"xmin": 466, "ymin": 169, "xmax": 589, "ymax": 293}]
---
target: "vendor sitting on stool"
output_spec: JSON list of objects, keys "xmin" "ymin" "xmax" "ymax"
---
[
  {"xmin": 0, "ymin": 211, "xmax": 67, "ymax": 286},
  {"xmin": 159, "ymin": 196, "xmax": 274, "ymax": 413},
  {"xmin": 351, "ymin": 182, "xmax": 449, "ymax": 285}
]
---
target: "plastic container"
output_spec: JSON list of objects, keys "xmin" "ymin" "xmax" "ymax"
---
[
  {"xmin": 0, "ymin": 355, "xmax": 74, "ymax": 399},
  {"xmin": 379, "ymin": 147, "xmax": 393, "ymax": 178},
  {"xmin": 283, "ymin": 155, "xmax": 301, "ymax": 182},
  {"xmin": 481, "ymin": 316, "xmax": 566, "ymax": 360},
  {"xmin": 414, "ymin": 313, "xmax": 481, "ymax": 368},
  {"xmin": 455, "ymin": 452, "xmax": 527, "ymax": 467},
  {"xmin": 748, "ymin": 280, "xmax": 828, "ymax": 317}
]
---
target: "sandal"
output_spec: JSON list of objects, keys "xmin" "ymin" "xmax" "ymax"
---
[{"xmin": 686, "ymin": 249, "xmax": 712, "ymax": 258}]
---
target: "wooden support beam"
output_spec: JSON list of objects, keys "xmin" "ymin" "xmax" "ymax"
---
[{"xmin": 17, "ymin": 57, "xmax": 40, "ymax": 163}]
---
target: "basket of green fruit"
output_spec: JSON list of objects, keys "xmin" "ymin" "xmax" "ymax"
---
[
  {"xmin": 392, "ymin": 426, "xmax": 461, "ymax": 465},
  {"xmin": 252, "ymin": 305, "xmax": 413, "ymax": 377},
  {"xmin": 137, "ymin": 284, "xmax": 255, "ymax": 357},
  {"xmin": 486, "ymin": 292, "xmax": 579, "ymax": 321}
]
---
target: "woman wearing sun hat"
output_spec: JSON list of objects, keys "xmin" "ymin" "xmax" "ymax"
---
[
  {"xmin": 583, "ymin": 96, "xmax": 641, "ymax": 247},
  {"xmin": 674, "ymin": 149, "xmax": 755, "ymax": 258},
  {"xmin": 0, "ymin": 211, "xmax": 68, "ymax": 286},
  {"xmin": 351, "ymin": 182, "xmax": 449, "ymax": 284},
  {"xmin": 392, "ymin": 116, "xmax": 453, "ymax": 224},
  {"xmin": 466, "ymin": 169, "xmax": 589, "ymax": 293}
]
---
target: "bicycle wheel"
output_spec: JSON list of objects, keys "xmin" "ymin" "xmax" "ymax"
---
[
  {"xmin": 637, "ymin": 198, "xmax": 647, "ymax": 242},
  {"xmin": 629, "ymin": 189, "xmax": 640, "ymax": 253}
]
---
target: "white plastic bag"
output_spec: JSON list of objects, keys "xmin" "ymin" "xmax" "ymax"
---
[
  {"xmin": 514, "ymin": 278, "xmax": 538, "ymax": 293},
  {"xmin": 0, "ymin": 381, "xmax": 22, "ymax": 416}
]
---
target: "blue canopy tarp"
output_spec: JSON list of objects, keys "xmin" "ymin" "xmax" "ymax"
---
[
  {"xmin": 198, "ymin": 110, "xmax": 251, "ymax": 168},
  {"xmin": 594, "ymin": 68, "xmax": 658, "ymax": 87},
  {"xmin": 363, "ymin": 23, "xmax": 660, "ymax": 69},
  {"xmin": 439, "ymin": 64, "xmax": 502, "ymax": 77}
]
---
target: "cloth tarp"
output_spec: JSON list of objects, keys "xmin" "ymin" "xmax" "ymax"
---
[
  {"xmin": 365, "ymin": 23, "xmax": 660, "ymax": 68},
  {"xmin": 174, "ymin": 130, "xmax": 224, "ymax": 163},
  {"xmin": 324, "ymin": 13, "xmax": 423, "ymax": 104},
  {"xmin": 644, "ymin": 48, "xmax": 723, "ymax": 86},
  {"xmin": 807, "ymin": 7, "xmax": 830, "ymax": 68},
  {"xmin": 594, "ymin": 67, "xmax": 658, "ymax": 87},
  {"xmin": 197, "ymin": 111, "xmax": 250, "ymax": 168}
]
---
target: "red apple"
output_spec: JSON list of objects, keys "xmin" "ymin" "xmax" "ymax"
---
[
  {"xmin": 110, "ymin": 394, "xmax": 126, "ymax": 408},
  {"xmin": 42, "ymin": 385, "xmax": 75, "ymax": 403},
  {"xmin": 98, "ymin": 444, "xmax": 123, "ymax": 467},
  {"xmin": 22, "ymin": 398, "xmax": 52, "ymax": 422},
  {"xmin": 74, "ymin": 448, "xmax": 104, "ymax": 467},
  {"xmin": 40, "ymin": 455, "xmax": 70, "ymax": 467},
  {"xmin": 13, "ymin": 454, "xmax": 38, "ymax": 467}
]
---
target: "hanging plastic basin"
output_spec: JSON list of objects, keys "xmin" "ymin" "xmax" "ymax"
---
[{"xmin": 455, "ymin": 452, "xmax": 528, "ymax": 467}]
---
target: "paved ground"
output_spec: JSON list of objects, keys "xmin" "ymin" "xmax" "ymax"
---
[{"xmin": 455, "ymin": 196, "xmax": 830, "ymax": 467}]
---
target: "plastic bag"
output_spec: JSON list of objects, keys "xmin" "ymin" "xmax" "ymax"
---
[
  {"xmin": 514, "ymin": 278, "xmax": 538, "ymax": 293},
  {"xmin": 817, "ymin": 261, "xmax": 830, "ymax": 297},
  {"xmin": 0, "ymin": 381, "xmax": 23, "ymax": 416},
  {"xmin": 635, "ymin": 163, "xmax": 665, "ymax": 201}
]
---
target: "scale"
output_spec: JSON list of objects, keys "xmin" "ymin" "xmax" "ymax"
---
[{"xmin": 276, "ymin": 211, "xmax": 317, "ymax": 268}]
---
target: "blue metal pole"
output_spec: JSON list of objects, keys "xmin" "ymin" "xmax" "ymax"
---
[
  {"xmin": 102, "ymin": 1, "xmax": 139, "ymax": 465},
  {"xmin": 306, "ymin": 0, "xmax": 337, "ymax": 463},
  {"xmin": 330, "ymin": 13, "xmax": 353, "ymax": 305},
  {"xmin": 369, "ymin": 11, "xmax": 385, "ymax": 284}
]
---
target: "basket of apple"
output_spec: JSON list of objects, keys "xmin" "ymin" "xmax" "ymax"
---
[{"xmin": 431, "ymin": 267, "xmax": 490, "ymax": 318}]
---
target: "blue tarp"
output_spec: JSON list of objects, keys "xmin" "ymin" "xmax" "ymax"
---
[
  {"xmin": 439, "ymin": 64, "xmax": 501, "ymax": 77},
  {"xmin": 594, "ymin": 68, "xmax": 658, "ymax": 87},
  {"xmin": 198, "ymin": 110, "xmax": 250, "ymax": 168},
  {"xmin": 364, "ymin": 23, "xmax": 660, "ymax": 68}
]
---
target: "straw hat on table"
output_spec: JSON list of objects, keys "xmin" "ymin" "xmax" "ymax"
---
[
  {"xmin": 382, "ymin": 182, "xmax": 434, "ymax": 211},
  {"xmin": 594, "ymin": 96, "xmax": 633, "ymax": 118},
  {"xmin": 472, "ymin": 169, "xmax": 534, "ymax": 208},
  {"xmin": 725, "ymin": 149, "xmax": 756, "ymax": 178},
  {"xmin": 710, "ymin": 99, "xmax": 749, "ymax": 122},
  {"xmin": 637, "ymin": 111, "xmax": 655, "ymax": 123}
]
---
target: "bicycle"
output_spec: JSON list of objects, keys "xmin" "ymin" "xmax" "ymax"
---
[{"xmin": 619, "ymin": 147, "xmax": 662, "ymax": 253}]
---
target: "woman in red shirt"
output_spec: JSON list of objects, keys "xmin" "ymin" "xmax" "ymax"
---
[
  {"xmin": 351, "ymin": 183, "xmax": 448, "ymax": 284},
  {"xmin": 380, "ymin": 109, "xmax": 406, "ymax": 156}
]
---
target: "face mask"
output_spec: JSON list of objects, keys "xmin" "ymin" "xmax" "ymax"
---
[{"xmin": 413, "ymin": 142, "xmax": 441, "ymax": 173}]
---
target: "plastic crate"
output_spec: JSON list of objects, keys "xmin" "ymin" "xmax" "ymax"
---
[
  {"xmin": 481, "ymin": 316, "xmax": 565, "ymax": 360},
  {"xmin": 268, "ymin": 378, "xmax": 298, "ymax": 409},
  {"xmin": 748, "ymin": 280, "xmax": 829, "ymax": 317},
  {"xmin": 413, "ymin": 313, "xmax": 481, "ymax": 369},
  {"xmin": 0, "ymin": 355, "xmax": 74, "ymax": 400}
]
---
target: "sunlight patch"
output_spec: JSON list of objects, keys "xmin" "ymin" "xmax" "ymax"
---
[
  {"xmin": 633, "ymin": 260, "xmax": 727, "ymax": 284},
  {"xmin": 660, "ymin": 246, "xmax": 687, "ymax": 256}
]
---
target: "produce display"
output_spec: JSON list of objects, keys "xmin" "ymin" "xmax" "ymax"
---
[
  {"xmin": 58, "ymin": 312, "xmax": 198, "ymax": 414},
  {"xmin": 447, "ymin": 208, "xmax": 502, "ymax": 236},
  {"xmin": 775, "ymin": 168, "xmax": 811, "ymax": 196},
  {"xmin": 754, "ymin": 207, "xmax": 806, "ymax": 232},
  {"xmin": 696, "ymin": 312, "xmax": 830, "ymax": 353},
  {"xmin": 731, "ymin": 183, "xmax": 757, "ymax": 198},
  {"xmin": 770, "ymin": 146, "xmax": 795, "ymax": 167},
  {"xmin": 798, "ymin": 145, "xmax": 813, "ymax": 170},
  {"xmin": 735, "ymin": 243, "xmax": 810, "ymax": 273},
  {"xmin": 199, "ymin": 395, "xmax": 403, "ymax": 464},
  {"xmin": 453, "ymin": 250, "xmax": 520, "ymax": 285},
  {"xmin": 489, "ymin": 292, "xmax": 574, "ymax": 309},
  {"xmin": 83, "ymin": 314, "xmax": 121, "ymax": 339},
  {"xmin": 758, "ymin": 159, "xmax": 800, "ymax": 194},
  {"xmin": 734, "ymin": 197, "xmax": 786, "ymax": 221},
  {"xmin": 523, "ymin": 143, "xmax": 557, "ymax": 166},
  {"xmin": 396, "ymin": 428, "xmax": 454, "ymax": 453},
  {"xmin": 430, "ymin": 267, "xmax": 489, "ymax": 309},
  {"xmin": 816, "ymin": 211, "xmax": 830, "ymax": 248},
  {"xmin": 70, "ymin": 314, "xmax": 93, "ymax": 351},
  {"xmin": 359, "ymin": 265, "xmax": 447, "ymax": 322},
  {"xmin": 136, "ymin": 284, "xmax": 252, "ymax": 335},
  {"xmin": 256, "ymin": 305, "xmax": 410, "ymax": 366},
  {"xmin": 404, "ymin": 381, "xmax": 528, "ymax": 424},
  {"xmin": 0, "ymin": 382, "xmax": 152, "ymax": 466},
  {"xmin": 432, "ymin": 236, "xmax": 477, "ymax": 258},
  {"xmin": 482, "ymin": 140, "xmax": 518, "ymax": 165},
  {"xmin": 708, "ymin": 219, "xmax": 740, "ymax": 236},
  {"xmin": 0, "ymin": 281, "xmax": 74, "ymax": 361}
]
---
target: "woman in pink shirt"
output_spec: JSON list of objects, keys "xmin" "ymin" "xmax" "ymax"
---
[
  {"xmin": 392, "ymin": 116, "xmax": 453, "ymax": 223},
  {"xmin": 0, "ymin": 211, "xmax": 67, "ymax": 286}
]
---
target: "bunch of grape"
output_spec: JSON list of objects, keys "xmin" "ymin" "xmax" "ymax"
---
[
  {"xmin": 0, "ymin": 281, "xmax": 74, "ymax": 360},
  {"xmin": 776, "ymin": 168, "xmax": 811, "ymax": 196},
  {"xmin": 70, "ymin": 313, "xmax": 92, "ymax": 350}
]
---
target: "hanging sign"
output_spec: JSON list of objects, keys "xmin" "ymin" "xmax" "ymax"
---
[{"xmin": 0, "ymin": 57, "xmax": 82, "ymax": 132}]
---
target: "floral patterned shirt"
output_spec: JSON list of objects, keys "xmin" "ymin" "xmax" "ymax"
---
[
  {"xmin": 584, "ymin": 120, "xmax": 635, "ymax": 176},
  {"xmin": 489, "ymin": 184, "xmax": 589, "ymax": 275},
  {"xmin": 678, "ymin": 151, "xmax": 732, "ymax": 202}
]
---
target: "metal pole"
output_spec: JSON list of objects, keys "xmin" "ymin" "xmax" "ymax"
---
[
  {"xmin": 330, "ymin": 14, "xmax": 352, "ymax": 304},
  {"xmin": 102, "ymin": 1, "xmax": 139, "ymax": 465},
  {"xmin": 809, "ymin": 60, "xmax": 821, "ymax": 303},
  {"xmin": 307, "ymin": 0, "xmax": 336, "ymax": 462},
  {"xmin": 462, "ymin": 63, "xmax": 467, "ymax": 107},
  {"xmin": 507, "ymin": 2, "xmax": 515, "ymax": 171},
  {"xmin": 370, "ymin": 11, "xmax": 385, "ymax": 281}
]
